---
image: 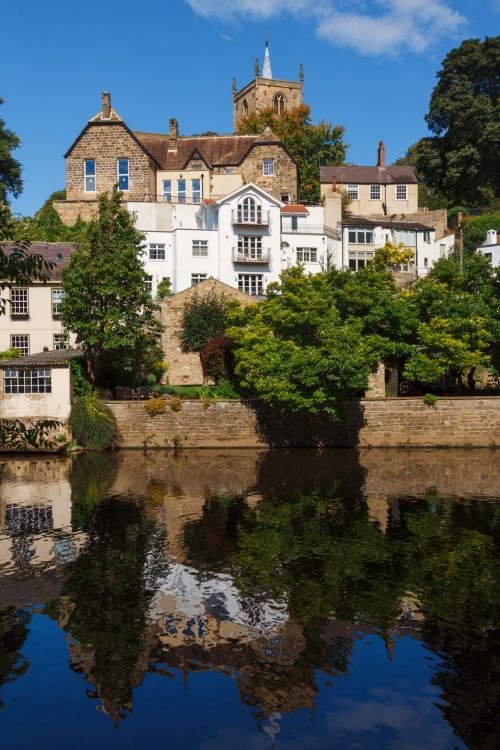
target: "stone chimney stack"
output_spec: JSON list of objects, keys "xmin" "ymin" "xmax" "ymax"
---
[
  {"xmin": 378, "ymin": 140, "xmax": 386, "ymax": 168},
  {"xmin": 168, "ymin": 118, "xmax": 178, "ymax": 152},
  {"xmin": 102, "ymin": 92, "xmax": 111, "ymax": 119}
]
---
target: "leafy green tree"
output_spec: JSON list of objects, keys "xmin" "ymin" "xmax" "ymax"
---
[
  {"xmin": 410, "ymin": 37, "xmax": 500, "ymax": 206},
  {"xmin": 13, "ymin": 190, "xmax": 87, "ymax": 243},
  {"xmin": 236, "ymin": 104, "xmax": 347, "ymax": 202},
  {"xmin": 61, "ymin": 187, "xmax": 163, "ymax": 385},
  {"xmin": 463, "ymin": 213, "xmax": 500, "ymax": 255},
  {"xmin": 155, "ymin": 277, "xmax": 172, "ymax": 299},
  {"xmin": 228, "ymin": 267, "xmax": 377, "ymax": 415},
  {"xmin": 373, "ymin": 241, "xmax": 415, "ymax": 271},
  {"xmin": 394, "ymin": 142, "xmax": 448, "ymax": 209},
  {"xmin": 0, "ymin": 98, "xmax": 22, "ymax": 208},
  {"xmin": 179, "ymin": 289, "xmax": 230, "ymax": 354}
]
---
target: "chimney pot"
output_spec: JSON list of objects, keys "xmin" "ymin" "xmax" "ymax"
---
[
  {"xmin": 102, "ymin": 92, "xmax": 111, "ymax": 119},
  {"xmin": 378, "ymin": 140, "xmax": 386, "ymax": 168}
]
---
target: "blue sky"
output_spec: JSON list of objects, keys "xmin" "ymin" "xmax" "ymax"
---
[{"xmin": 2, "ymin": 0, "xmax": 498, "ymax": 215}]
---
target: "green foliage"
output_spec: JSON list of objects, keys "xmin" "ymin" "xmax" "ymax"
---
[
  {"xmin": 68, "ymin": 393, "xmax": 117, "ymax": 450},
  {"xmin": 13, "ymin": 191, "xmax": 87, "ymax": 243},
  {"xmin": 0, "ymin": 238, "xmax": 54, "ymax": 314},
  {"xmin": 61, "ymin": 186, "xmax": 163, "ymax": 386},
  {"xmin": 236, "ymin": 104, "xmax": 347, "ymax": 203},
  {"xmin": 0, "ymin": 98, "xmax": 22, "ymax": 205},
  {"xmin": 144, "ymin": 397, "xmax": 166, "ymax": 416},
  {"xmin": 463, "ymin": 213, "xmax": 500, "ymax": 256},
  {"xmin": 179, "ymin": 289, "xmax": 230, "ymax": 354},
  {"xmin": 0, "ymin": 347, "xmax": 19, "ymax": 360},
  {"xmin": 70, "ymin": 360, "xmax": 93, "ymax": 396},
  {"xmin": 373, "ymin": 241, "xmax": 415, "ymax": 270},
  {"xmin": 155, "ymin": 277, "xmax": 172, "ymax": 299},
  {"xmin": 0, "ymin": 418, "xmax": 62, "ymax": 451},
  {"xmin": 410, "ymin": 37, "xmax": 500, "ymax": 206},
  {"xmin": 423, "ymin": 393, "xmax": 438, "ymax": 407}
]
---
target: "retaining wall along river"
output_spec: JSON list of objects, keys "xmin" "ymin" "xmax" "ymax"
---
[{"xmin": 106, "ymin": 397, "xmax": 500, "ymax": 449}]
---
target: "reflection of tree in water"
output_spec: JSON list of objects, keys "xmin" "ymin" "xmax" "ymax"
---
[
  {"xmin": 0, "ymin": 607, "xmax": 31, "ymax": 707},
  {"xmin": 69, "ymin": 452, "xmax": 119, "ymax": 531},
  {"xmin": 181, "ymin": 487, "xmax": 500, "ymax": 741},
  {"xmin": 51, "ymin": 494, "xmax": 168, "ymax": 721}
]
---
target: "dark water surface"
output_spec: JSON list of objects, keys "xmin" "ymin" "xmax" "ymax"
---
[{"xmin": 0, "ymin": 448, "xmax": 499, "ymax": 750}]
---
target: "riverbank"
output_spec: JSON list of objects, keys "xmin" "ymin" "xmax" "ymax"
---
[{"xmin": 106, "ymin": 396, "xmax": 500, "ymax": 449}]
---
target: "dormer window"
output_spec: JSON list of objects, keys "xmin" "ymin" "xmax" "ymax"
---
[
  {"xmin": 85, "ymin": 160, "xmax": 96, "ymax": 192},
  {"xmin": 118, "ymin": 159, "xmax": 129, "ymax": 191},
  {"xmin": 238, "ymin": 197, "xmax": 262, "ymax": 223},
  {"xmin": 396, "ymin": 184, "xmax": 407, "ymax": 200},
  {"xmin": 274, "ymin": 93, "xmax": 286, "ymax": 115}
]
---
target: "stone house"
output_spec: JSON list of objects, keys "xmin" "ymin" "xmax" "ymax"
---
[{"xmin": 159, "ymin": 277, "xmax": 257, "ymax": 385}]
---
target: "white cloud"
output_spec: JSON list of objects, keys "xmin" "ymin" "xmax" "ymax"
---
[{"xmin": 184, "ymin": 0, "xmax": 467, "ymax": 56}]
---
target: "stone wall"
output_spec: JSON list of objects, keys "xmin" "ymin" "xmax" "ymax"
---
[
  {"xmin": 65, "ymin": 122, "xmax": 156, "ymax": 203},
  {"xmin": 107, "ymin": 397, "xmax": 500, "ymax": 449},
  {"xmin": 53, "ymin": 200, "xmax": 99, "ymax": 226},
  {"xmin": 240, "ymin": 144, "xmax": 298, "ymax": 203}
]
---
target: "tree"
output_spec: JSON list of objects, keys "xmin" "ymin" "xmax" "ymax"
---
[
  {"xmin": 409, "ymin": 37, "xmax": 500, "ymax": 206},
  {"xmin": 0, "ymin": 98, "xmax": 22, "ymax": 207},
  {"xmin": 155, "ymin": 277, "xmax": 172, "ymax": 299},
  {"xmin": 61, "ymin": 187, "xmax": 163, "ymax": 385},
  {"xmin": 179, "ymin": 289, "xmax": 230, "ymax": 354},
  {"xmin": 228, "ymin": 267, "xmax": 376, "ymax": 415},
  {"xmin": 394, "ymin": 142, "xmax": 448, "ymax": 209},
  {"xmin": 13, "ymin": 190, "xmax": 87, "ymax": 243},
  {"xmin": 463, "ymin": 213, "xmax": 500, "ymax": 256},
  {"xmin": 373, "ymin": 241, "xmax": 415, "ymax": 271},
  {"xmin": 236, "ymin": 104, "xmax": 347, "ymax": 203}
]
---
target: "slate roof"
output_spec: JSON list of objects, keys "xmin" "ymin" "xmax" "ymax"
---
[
  {"xmin": 0, "ymin": 242, "xmax": 76, "ymax": 281},
  {"xmin": 343, "ymin": 215, "xmax": 433, "ymax": 231},
  {"xmin": 134, "ymin": 127, "xmax": 290, "ymax": 170},
  {"xmin": 0, "ymin": 349, "xmax": 85, "ymax": 368},
  {"xmin": 320, "ymin": 165, "xmax": 418, "ymax": 185}
]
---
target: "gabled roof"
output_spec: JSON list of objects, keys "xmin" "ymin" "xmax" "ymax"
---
[
  {"xmin": 208, "ymin": 182, "xmax": 282, "ymax": 208},
  {"xmin": 0, "ymin": 349, "xmax": 85, "ymax": 369},
  {"xmin": 64, "ymin": 120, "xmax": 161, "ymax": 166},
  {"xmin": 0, "ymin": 242, "xmax": 76, "ymax": 281},
  {"xmin": 133, "ymin": 126, "xmax": 296, "ymax": 170},
  {"xmin": 321, "ymin": 165, "xmax": 418, "ymax": 185}
]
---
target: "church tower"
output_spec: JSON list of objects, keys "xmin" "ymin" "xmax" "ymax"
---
[{"xmin": 232, "ymin": 40, "xmax": 303, "ymax": 131}]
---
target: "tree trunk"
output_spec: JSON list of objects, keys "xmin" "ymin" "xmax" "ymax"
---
[{"xmin": 467, "ymin": 367, "xmax": 476, "ymax": 393}]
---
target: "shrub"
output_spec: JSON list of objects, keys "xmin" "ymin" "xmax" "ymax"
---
[
  {"xmin": 69, "ymin": 393, "xmax": 117, "ymax": 449},
  {"xmin": 179, "ymin": 290, "xmax": 229, "ymax": 353},
  {"xmin": 423, "ymin": 393, "xmax": 438, "ymax": 408},
  {"xmin": 0, "ymin": 418, "xmax": 62, "ymax": 451},
  {"xmin": 200, "ymin": 335, "xmax": 233, "ymax": 384},
  {"xmin": 170, "ymin": 396, "xmax": 182, "ymax": 412},
  {"xmin": 156, "ymin": 278, "xmax": 172, "ymax": 299},
  {"xmin": 144, "ymin": 397, "xmax": 166, "ymax": 416},
  {"xmin": 71, "ymin": 360, "xmax": 93, "ymax": 396},
  {"xmin": 213, "ymin": 380, "xmax": 242, "ymax": 399}
]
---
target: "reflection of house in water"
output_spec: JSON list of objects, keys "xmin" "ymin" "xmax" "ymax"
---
[{"xmin": 0, "ymin": 458, "xmax": 85, "ymax": 576}]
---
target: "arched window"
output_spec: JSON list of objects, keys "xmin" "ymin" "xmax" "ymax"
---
[
  {"xmin": 242, "ymin": 98, "xmax": 249, "ymax": 115},
  {"xmin": 238, "ymin": 196, "xmax": 262, "ymax": 223},
  {"xmin": 273, "ymin": 93, "xmax": 286, "ymax": 115}
]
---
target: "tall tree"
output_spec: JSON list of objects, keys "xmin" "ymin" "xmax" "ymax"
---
[
  {"xmin": 61, "ymin": 187, "xmax": 163, "ymax": 385},
  {"xmin": 410, "ymin": 37, "xmax": 500, "ymax": 206},
  {"xmin": 236, "ymin": 104, "xmax": 347, "ymax": 202},
  {"xmin": 0, "ymin": 98, "xmax": 22, "ymax": 209}
]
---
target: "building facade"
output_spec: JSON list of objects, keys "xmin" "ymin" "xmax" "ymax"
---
[{"xmin": 478, "ymin": 229, "xmax": 500, "ymax": 267}]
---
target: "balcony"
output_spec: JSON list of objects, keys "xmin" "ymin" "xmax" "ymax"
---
[
  {"xmin": 232, "ymin": 248, "xmax": 271, "ymax": 264},
  {"xmin": 281, "ymin": 223, "xmax": 340, "ymax": 240},
  {"xmin": 232, "ymin": 209, "xmax": 270, "ymax": 227}
]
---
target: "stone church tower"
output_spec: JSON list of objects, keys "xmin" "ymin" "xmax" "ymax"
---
[{"xmin": 232, "ymin": 40, "xmax": 303, "ymax": 131}]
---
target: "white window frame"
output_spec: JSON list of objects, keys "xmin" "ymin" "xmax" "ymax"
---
[
  {"xmin": 149, "ymin": 244, "xmax": 166, "ymax": 261},
  {"xmin": 348, "ymin": 251, "xmax": 374, "ymax": 271},
  {"xmin": 145, "ymin": 275, "xmax": 153, "ymax": 293},
  {"xmin": 117, "ymin": 159, "xmax": 129, "ymax": 191},
  {"xmin": 51, "ymin": 288, "xmax": 63, "ymax": 317},
  {"xmin": 84, "ymin": 160, "xmax": 96, "ymax": 193},
  {"xmin": 347, "ymin": 185, "xmax": 359, "ymax": 200},
  {"xmin": 191, "ymin": 178, "xmax": 202, "ymax": 204},
  {"xmin": 53, "ymin": 334, "xmax": 68, "ymax": 350},
  {"xmin": 11, "ymin": 288, "xmax": 29, "ymax": 317},
  {"xmin": 237, "ymin": 197, "xmax": 262, "ymax": 223},
  {"xmin": 10, "ymin": 335, "xmax": 29, "ymax": 357},
  {"xmin": 396, "ymin": 184, "xmax": 407, "ymax": 201},
  {"xmin": 370, "ymin": 185, "xmax": 381, "ymax": 200},
  {"xmin": 238, "ymin": 236, "xmax": 263, "ymax": 260},
  {"xmin": 192, "ymin": 240, "xmax": 209, "ymax": 257},
  {"xmin": 347, "ymin": 228, "xmax": 374, "ymax": 245},
  {"xmin": 4, "ymin": 369, "xmax": 51, "ymax": 394},
  {"xmin": 177, "ymin": 179, "xmax": 186, "ymax": 203},
  {"xmin": 163, "ymin": 180, "xmax": 172, "ymax": 202},
  {"xmin": 191, "ymin": 273, "xmax": 208, "ymax": 286},
  {"xmin": 297, "ymin": 248, "xmax": 318, "ymax": 263},
  {"xmin": 238, "ymin": 273, "xmax": 264, "ymax": 296},
  {"xmin": 263, "ymin": 159, "xmax": 275, "ymax": 177}
]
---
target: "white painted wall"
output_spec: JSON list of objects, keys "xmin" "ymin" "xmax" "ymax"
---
[{"xmin": 0, "ymin": 367, "xmax": 72, "ymax": 419}]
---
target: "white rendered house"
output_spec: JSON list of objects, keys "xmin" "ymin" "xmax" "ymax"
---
[{"xmin": 478, "ymin": 229, "xmax": 500, "ymax": 267}]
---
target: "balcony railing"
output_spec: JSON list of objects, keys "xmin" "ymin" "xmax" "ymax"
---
[
  {"xmin": 232, "ymin": 248, "xmax": 271, "ymax": 264},
  {"xmin": 232, "ymin": 209, "xmax": 270, "ymax": 226},
  {"xmin": 281, "ymin": 224, "xmax": 340, "ymax": 240}
]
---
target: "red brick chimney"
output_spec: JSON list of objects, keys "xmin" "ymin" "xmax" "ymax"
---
[
  {"xmin": 378, "ymin": 140, "xmax": 385, "ymax": 168},
  {"xmin": 102, "ymin": 92, "xmax": 111, "ymax": 119},
  {"xmin": 332, "ymin": 178, "xmax": 337, "ymax": 192}
]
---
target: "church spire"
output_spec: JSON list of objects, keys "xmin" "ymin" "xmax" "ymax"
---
[{"xmin": 262, "ymin": 36, "xmax": 272, "ymax": 79}]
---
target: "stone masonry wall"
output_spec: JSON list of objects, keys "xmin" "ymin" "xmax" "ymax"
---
[
  {"xmin": 65, "ymin": 122, "xmax": 155, "ymax": 202},
  {"xmin": 241, "ymin": 144, "xmax": 298, "ymax": 202},
  {"xmin": 107, "ymin": 397, "xmax": 500, "ymax": 449}
]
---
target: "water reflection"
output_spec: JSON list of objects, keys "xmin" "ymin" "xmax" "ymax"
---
[{"xmin": 0, "ymin": 449, "xmax": 499, "ymax": 749}]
